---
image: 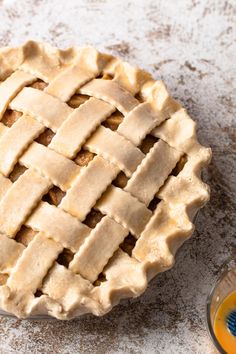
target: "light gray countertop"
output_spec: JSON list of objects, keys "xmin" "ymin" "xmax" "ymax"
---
[{"xmin": 0, "ymin": 0, "xmax": 235, "ymax": 353}]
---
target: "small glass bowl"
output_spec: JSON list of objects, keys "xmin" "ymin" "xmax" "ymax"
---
[{"xmin": 206, "ymin": 257, "xmax": 236, "ymax": 353}]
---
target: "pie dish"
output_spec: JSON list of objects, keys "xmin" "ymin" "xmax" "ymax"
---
[{"xmin": 0, "ymin": 41, "xmax": 211, "ymax": 319}]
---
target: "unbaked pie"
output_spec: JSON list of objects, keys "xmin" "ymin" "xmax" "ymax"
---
[{"xmin": 0, "ymin": 41, "xmax": 211, "ymax": 319}]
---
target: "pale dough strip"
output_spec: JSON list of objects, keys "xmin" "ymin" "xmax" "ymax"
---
[
  {"xmin": 50, "ymin": 97, "xmax": 115, "ymax": 158},
  {"xmin": 0, "ymin": 170, "xmax": 90, "ymax": 252},
  {"xmin": 0, "ymin": 233, "xmax": 25, "ymax": 273},
  {"xmin": 0, "ymin": 174, "xmax": 12, "ymax": 200},
  {"xmin": 125, "ymin": 140, "xmax": 182, "ymax": 205},
  {"xmin": 45, "ymin": 65, "xmax": 96, "ymax": 102},
  {"xmin": 85, "ymin": 126, "xmax": 144, "ymax": 177},
  {"xmin": 26, "ymin": 201, "xmax": 90, "ymax": 253},
  {"xmin": 0, "ymin": 70, "xmax": 36, "ymax": 119},
  {"xmin": 10, "ymin": 87, "xmax": 72, "ymax": 132},
  {"xmin": 79, "ymin": 79, "xmax": 139, "ymax": 115},
  {"xmin": 60, "ymin": 156, "xmax": 119, "ymax": 220},
  {"xmin": 96, "ymin": 185, "xmax": 152, "ymax": 237},
  {"xmin": 117, "ymin": 102, "xmax": 165, "ymax": 146},
  {"xmin": 42, "ymin": 263, "xmax": 95, "ymax": 314},
  {"xmin": 0, "ymin": 168, "xmax": 51, "ymax": 237},
  {"xmin": 20, "ymin": 141, "xmax": 81, "ymax": 191},
  {"xmin": 0, "ymin": 121, "xmax": 81, "ymax": 190},
  {"xmin": 0, "ymin": 114, "xmax": 44, "ymax": 176},
  {"xmin": 70, "ymin": 216, "xmax": 128, "ymax": 282},
  {"xmin": 7, "ymin": 232, "xmax": 62, "ymax": 294},
  {"xmin": 0, "ymin": 122, "xmax": 7, "ymax": 137}
]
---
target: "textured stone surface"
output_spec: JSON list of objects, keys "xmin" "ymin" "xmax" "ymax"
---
[{"xmin": 0, "ymin": 0, "xmax": 235, "ymax": 353}]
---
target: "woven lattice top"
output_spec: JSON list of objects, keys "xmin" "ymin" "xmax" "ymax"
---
[{"xmin": 0, "ymin": 41, "xmax": 211, "ymax": 319}]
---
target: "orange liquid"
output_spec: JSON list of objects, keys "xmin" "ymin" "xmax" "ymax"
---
[{"xmin": 214, "ymin": 291, "xmax": 236, "ymax": 353}]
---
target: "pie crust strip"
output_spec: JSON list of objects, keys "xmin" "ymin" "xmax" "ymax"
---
[
  {"xmin": 50, "ymin": 97, "xmax": 115, "ymax": 158},
  {"xmin": 69, "ymin": 216, "xmax": 128, "ymax": 282},
  {"xmin": 85, "ymin": 126, "xmax": 145, "ymax": 177},
  {"xmin": 7, "ymin": 232, "xmax": 62, "ymax": 294},
  {"xmin": 0, "ymin": 171, "xmax": 91, "ymax": 253},
  {"xmin": 125, "ymin": 140, "xmax": 182, "ymax": 205},
  {"xmin": 79, "ymin": 79, "xmax": 139, "ymax": 115},
  {"xmin": 0, "ymin": 115, "xmax": 44, "ymax": 176},
  {"xmin": 45, "ymin": 64, "xmax": 96, "ymax": 102},
  {"xmin": 10, "ymin": 87, "xmax": 73, "ymax": 132},
  {"xmin": 117, "ymin": 102, "xmax": 165, "ymax": 145},
  {"xmin": 0, "ymin": 121, "xmax": 81, "ymax": 190},
  {"xmin": 0, "ymin": 173, "xmax": 12, "ymax": 199},
  {"xmin": 0, "ymin": 234, "xmax": 25, "ymax": 273},
  {"xmin": 0, "ymin": 168, "xmax": 51, "ymax": 237},
  {"xmin": 26, "ymin": 201, "xmax": 90, "ymax": 252},
  {"xmin": 20, "ymin": 141, "xmax": 81, "ymax": 191},
  {"xmin": 96, "ymin": 185, "xmax": 152, "ymax": 237},
  {"xmin": 60, "ymin": 156, "xmax": 119, "ymax": 220},
  {"xmin": 0, "ymin": 70, "xmax": 36, "ymax": 119}
]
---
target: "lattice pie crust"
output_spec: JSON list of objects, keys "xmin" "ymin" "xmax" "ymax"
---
[{"xmin": 0, "ymin": 41, "xmax": 211, "ymax": 319}]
